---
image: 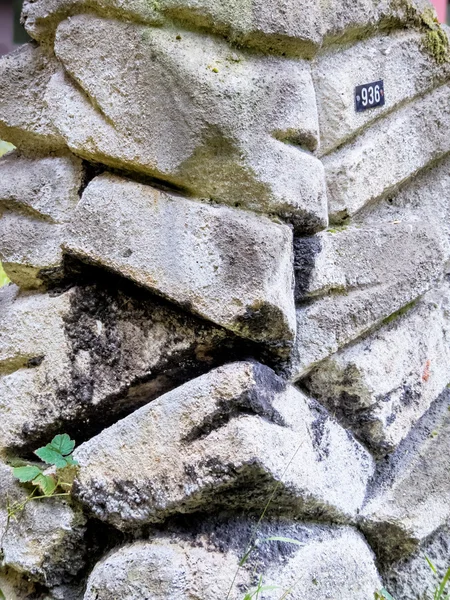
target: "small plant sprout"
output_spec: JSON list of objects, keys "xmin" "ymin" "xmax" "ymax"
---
[{"xmin": 8, "ymin": 434, "xmax": 78, "ymax": 518}]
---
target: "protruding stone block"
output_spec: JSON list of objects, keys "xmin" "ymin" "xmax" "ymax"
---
[
  {"xmin": 304, "ymin": 283, "xmax": 450, "ymax": 454},
  {"xmin": 0, "ymin": 462, "xmax": 86, "ymax": 586},
  {"xmin": 22, "ymin": 0, "xmax": 438, "ymax": 59},
  {"xmin": 66, "ymin": 174, "xmax": 295, "ymax": 345},
  {"xmin": 73, "ymin": 361, "xmax": 374, "ymax": 530},
  {"xmin": 361, "ymin": 392, "xmax": 450, "ymax": 562},
  {"xmin": 0, "ymin": 283, "xmax": 242, "ymax": 453},
  {"xmin": 383, "ymin": 525, "xmax": 450, "ymax": 600},
  {"xmin": 83, "ymin": 523, "xmax": 381, "ymax": 600},
  {"xmin": 0, "ymin": 151, "xmax": 84, "ymax": 289},
  {"xmin": 0, "ymin": 44, "xmax": 65, "ymax": 153},
  {"xmin": 324, "ymin": 83, "xmax": 450, "ymax": 222},
  {"xmin": 48, "ymin": 15, "xmax": 327, "ymax": 232},
  {"xmin": 314, "ymin": 30, "xmax": 450, "ymax": 156},
  {"xmin": 290, "ymin": 220, "xmax": 445, "ymax": 378}
]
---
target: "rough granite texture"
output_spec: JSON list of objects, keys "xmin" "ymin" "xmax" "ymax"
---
[{"xmin": 0, "ymin": 0, "xmax": 449, "ymax": 597}]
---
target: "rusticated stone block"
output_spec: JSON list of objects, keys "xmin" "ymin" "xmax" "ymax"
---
[
  {"xmin": 304, "ymin": 283, "xmax": 450, "ymax": 454},
  {"xmin": 361, "ymin": 391, "xmax": 450, "ymax": 563},
  {"xmin": 65, "ymin": 174, "xmax": 295, "ymax": 346},
  {"xmin": 289, "ymin": 219, "xmax": 445, "ymax": 378},
  {"xmin": 0, "ymin": 282, "xmax": 244, "ymax": 453},
  {"xmin": 0, "ymin": 462, "xmax": 86, "ymax": 586},
  {"xmin": 0, "ymin": 151, "xmax": 84, "ymax": 289},
  {"xmin": 83, "ymin": 521, "xmax": 381, "ymax": 600},
  {"xmin": 0, "ymin": 44, "xmax": 65, "ymax": 153},
  {"xmin": 73, "ymin": 361, "xmax": 374, "ymax": 530},
  {"xmin": 22, "ymin": 0, "xmax": 436, "ymax": 58},
  {"xmin": 47, "ymin": 15, "xmax": 327, "ymax": 233},
  {"xmin": 383, "ymin": 525, "xmax": 450, "ymax": 600},
  {"xmin": 314, "ymin": 30, "xmax": 450, "ymax": 156},
  {"xmin": 324, "ymin": 83, "xmax": 450, "ymax": 222}
]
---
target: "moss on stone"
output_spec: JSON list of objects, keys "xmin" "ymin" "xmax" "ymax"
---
[{"xmin": 424, "ymin": 28, "xmax": 450, "ymax": 63}]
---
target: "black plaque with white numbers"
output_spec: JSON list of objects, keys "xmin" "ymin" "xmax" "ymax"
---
[{"xmin": 355, "ymin": 80, "xmax": 385, "ymax": 112}]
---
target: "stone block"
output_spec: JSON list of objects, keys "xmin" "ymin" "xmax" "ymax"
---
[
  {"xmin": 73, "ymin": 361, "xmax": 374, "ymax": 530},
  {"xmin": 0, "ymin": 44, "xmax": 65, "ymax": 153},
  {"xmin": 22, "ymin": 0, "xmax": 438, "ymax": 58},
  {"xmin": 383, "ymin": 525, "xmax": 450, "ymax": 600},
  {"xmin": 83, "ymin": 522, "xmax": 381, "ymax": 600},
  {"xmin": 313, "ymin": 30, "xmax": 450, "ymax": 156},
  {"xmin": 0, "ymin": 282, "xmax": 242, "ymax": 453},
  {"xmin": 324, "ymin": 83, "xmax": 450, "ymax": 222},
  {"xmin": 0, "ymin": 462, "xmax": 86, "ymax": 586},
  {"xmin": 361, "ymin": 391, "xmax": 450, "ymax": 562},
  {"xmin": 304, "ymin": 283, "xmax": 450, "ymax": 454},
  {"xmin": 48, "ymin": 15, "xmax": 327, "ymax": 232},
  {"xmin": 0, "ymin": 151, "xmax": 84, "ymax": 289},
  {"xmin": 66, "ymin": 174, "xmax": 295, "ymax": 345},
  {"xmin": 289, "ymin": 220, "xmax": 445, "ymax": 378}
]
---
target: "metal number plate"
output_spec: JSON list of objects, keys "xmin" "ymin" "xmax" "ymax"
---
[{"xmin": 355, "ymin": 80, "xmax": 385, "ymax": 112}]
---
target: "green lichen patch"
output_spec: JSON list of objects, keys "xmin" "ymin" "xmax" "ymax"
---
[{"xmin": 424, "ymin": 27, "xmax": 450, "ymax": 64}]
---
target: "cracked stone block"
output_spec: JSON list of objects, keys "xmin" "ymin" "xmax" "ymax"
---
[
  {"xmin": 47, "ymin": 15, "xmax": 327, "ymax": 233},
  {"xmin": 0, "ymin": 44, "xmax": 65, "ymax": 154},
  {"xmin": 361, "ymin": 391, "xmax": 450, "ymax": 563},
  {"xmin": 289, "ymin": 219, "xmax": 445, "ymax": 378},
  {"xmin": 65, "ymin": 174, "xmax": 295, "ymax": 346},
  {"xmin": 23, "ymin": 0, "xmax": 435, "ymax": 58},
  {"xmin": 304, "ymin": 283, "xmax": 450, "ymax": 454},
  {"xmin": 83, "ymin": 521, "xmax": 381, "ymax": 600},
  {"xmin": 324, "ymin": 83, "xmax": 450, "ymax": 222},
  {"xmin": 0, "ymin": 151, "xmax": 84, "ymax": 289},
  {"xmin": 313, "ymin": 30, "xmax": 450, "ymax": 156},
  {"xmin": 0, "ymin": 462, "xmax": 86, "ymax": 587},
  {"xmin": 383, "ymin": 525, "xmax": 450, "ymax": 600},
  {"xmin": 0, "ymin": 282, "xmax": 244, "ymax": 454},
  {"xmin": 73, "ymin": 361, "xmax": 374, "ymax": 530}
]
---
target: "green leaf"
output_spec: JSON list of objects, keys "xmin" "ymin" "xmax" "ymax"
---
[
  {"xmin": 32, "ymin": 473, "xmax": 57, "ymax": 496},
  {"xmin": 64, "ymin": 454, "xmax": 79, "ymax": 467},
  {"xmin": 49, "ymin": 434, "xmax": 75, "ymax": 456},
  {"xmin": 436, "ymin": 567, "xmax": 450, "ymax": 600},
  {"xmin": 13, "ymin": 465, "xmax": 43, "ymax": 483},
  {"xmin": 34, "ymin": 446, "xmax": 68, "ymax": 468},
  {"xmin": 0, "ymin": 587, "xmax": 5, "ymax": 600},
  {"xmin": 427, "ymin": 554, "xmax": 438, "ymax": 574}
]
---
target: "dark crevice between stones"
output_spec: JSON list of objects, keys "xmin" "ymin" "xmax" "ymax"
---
[
  {"xmin": 7, "ymin": 257, "xmax": 275, "ymax": 459},
  {"xmin": 182, "ymin": 363, "xmax": 287, "ymax": 443},
  {"xmin": 293, "ymin": 236, "xmax": 322, "ymax": 302}
]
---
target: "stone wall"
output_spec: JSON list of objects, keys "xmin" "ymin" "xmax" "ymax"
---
[{"xmin": 0, "ymin": 0, "xmax": 449, "ymax": 598}]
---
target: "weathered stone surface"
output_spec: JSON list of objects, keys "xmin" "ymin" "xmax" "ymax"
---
[
  {"xmin": 0, "ymin": 462, "xmax": 86, "ymax": 586},
  {"xmin": 361, "ymin": 391, "xmax": 450, "ymax": 562},
  {"xmin": 289, "ymin": 219, "xmax": 445, "ymax": 378},
  {"xmin": 22, "ymin": 0, "xmax": 437, "ymax": 58},
  {"xmin": 383, "ymin": 525, "xmax": 450, "ymax": 600},
  {"xmin": 48, "ymin": 15, "xmax": 327, "ymax": 232},
  {"xmin": 66, "ymin": 174, "xmax": 295, "ymax": 345},
  {"xmin": 83, "ymin": 522, "xmax": 381, "ymax": 600},
  {"xmin": 0, "ymin": 152, "xmax": 84, "ymax": 289},
  {"xmin": 0, "ymin": 44, "xmax": 65, "ymax": 153},
  {"xmin": 313, "ymin": 30, "xmax": 450, "ymax": 156},
  {"xmin": 73, "ymin": 361, "xmax": 374, "ymax": 530},
  {"xmin": 0, "ymin": 282, "xmax": 243, "ymax": 453},
  {"xmin": 324, "ymin": 83, "xmax": 450, "ymax": 222},
  {"xmin": 304, "ymin": 283, "xmax": 450, "ymax": 454}
]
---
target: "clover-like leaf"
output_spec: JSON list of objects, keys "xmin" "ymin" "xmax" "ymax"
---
[
  {"xmin": 34, "ymin": 446, "xmax": 68, "ymax": 468},
  {"xmin": 13, "ymin": 465, "xmax": 43, "ymax": 483},
  {"xmin": 32, "ymin": 473, "xmax": 57, "ymax": 496},
  {"xmin": 49, "ymin": 434, "xmax": 75, "ymax": 456}
]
